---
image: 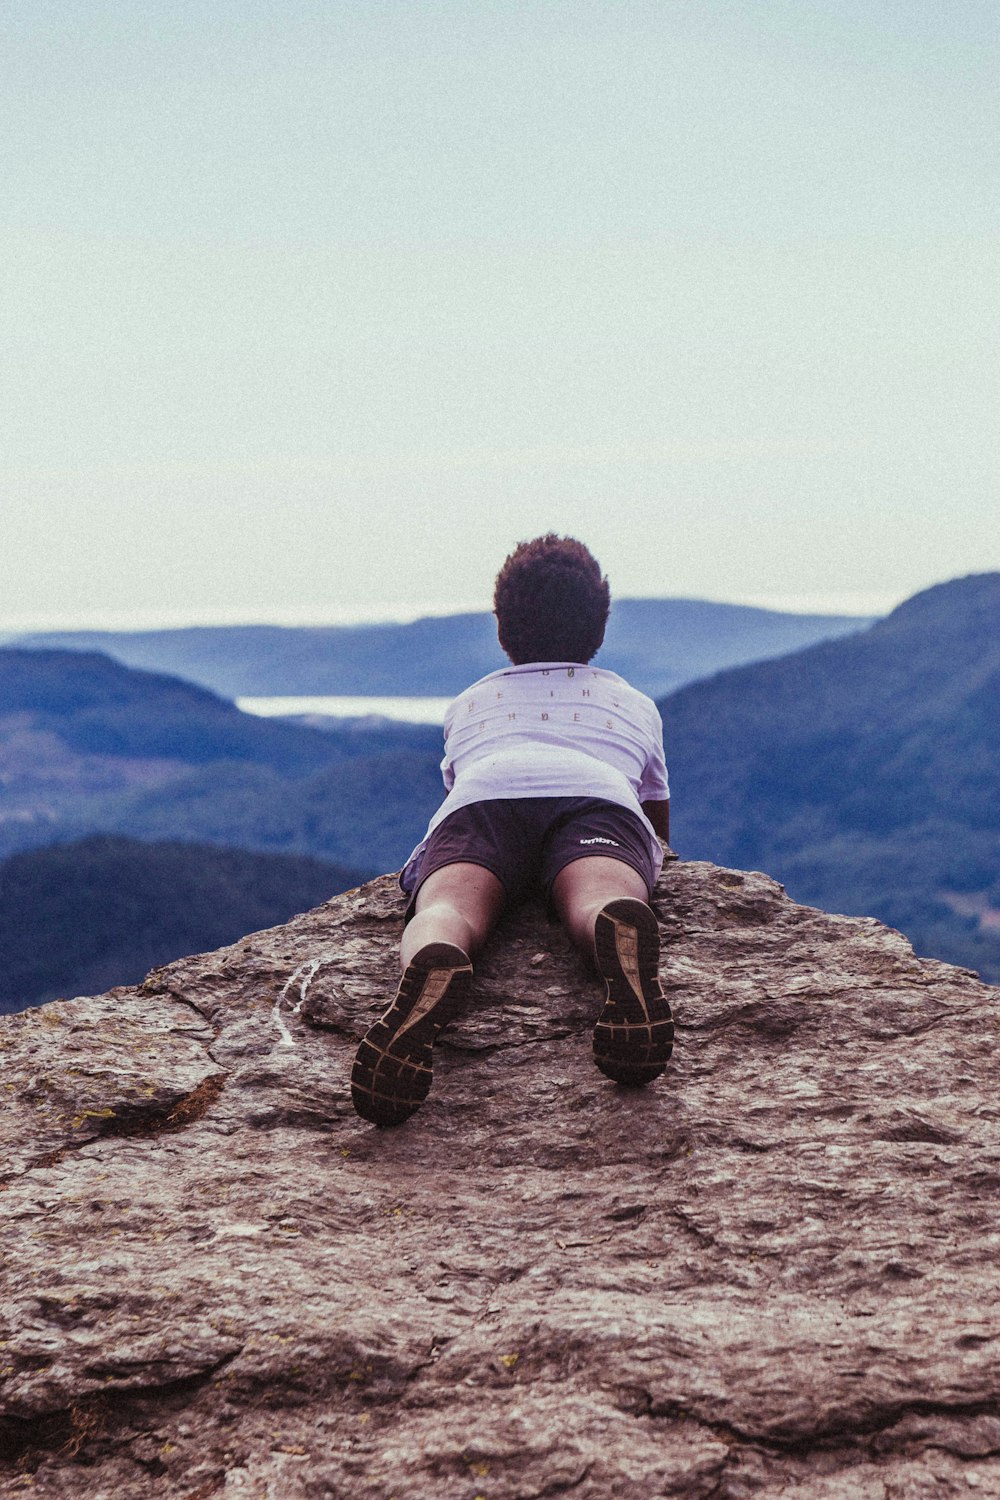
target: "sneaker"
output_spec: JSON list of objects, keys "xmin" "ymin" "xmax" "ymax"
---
[
  {"xmin": 592, "ymin": 898, "xmax": 674, "ymax": 1086},
  {"xmin": 351, "ymin": 943, "xmax": 473, "ymax": 1126}
]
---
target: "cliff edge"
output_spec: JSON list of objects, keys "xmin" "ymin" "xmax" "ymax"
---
[{"xmin": 1, "ymin": 862, "xmax": 998, "ymax": 1498}]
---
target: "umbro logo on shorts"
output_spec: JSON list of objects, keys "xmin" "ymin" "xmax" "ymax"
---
[{"xmin": 579, "ymin": 836, "xmax": 620, "ymax": 846}]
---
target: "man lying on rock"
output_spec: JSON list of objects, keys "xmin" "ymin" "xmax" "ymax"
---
[{"xmin": 351, "ymin": 533, "xmax": 674, "ymax": 1126}]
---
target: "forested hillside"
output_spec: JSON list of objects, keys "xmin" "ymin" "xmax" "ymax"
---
[
  {"xmin": 0, "ymin": 836, "xmax": 364, "ymax": 1012},
  {"xmin": 4, "ymin": 579, "xmax": 998, "ymax": 991},
  {"xmin": 661, "ymin": 573, "xmax": 1000, "ymax": 981},
  {"xmin": 0, "ymin": 648, "xmax": 338, "ymax": 769},
  {"xmin": 0, "ymin": 648, "xmax": 441, "ymax": 869}
]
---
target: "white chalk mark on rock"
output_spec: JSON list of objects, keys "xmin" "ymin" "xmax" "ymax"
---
[{"xmin": 271, "ymin": 958, "xmax": 332, "ymax": 1049}]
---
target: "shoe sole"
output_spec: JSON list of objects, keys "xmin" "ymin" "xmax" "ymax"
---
[
  {"xmin": 593, "ymin": 898, "xmax": 673, "ymax": 1086},
  {"xmin": 351, "ymin": 943, "xmax": 472, "ymax": 1127}
]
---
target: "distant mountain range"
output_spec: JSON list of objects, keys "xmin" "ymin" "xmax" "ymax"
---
[
  {"xmin": 2, "ymin": 575, "xmax": 996, "ymax": 1003},
  {"xmin": 13, "ymin": 598, "xmax": 873, "ymax": 700},
  {"xmin": 660, "ymin": 572, "xmax": 1000, "ymax": 982},
  {"xmin": 0, "ymin": 836, "xmax": 364, "ymax": 1013}
]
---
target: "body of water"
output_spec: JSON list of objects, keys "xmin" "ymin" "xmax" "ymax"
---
[{"xmin": 237, "ymin": 695, "xmax": 451, "ymax": 724}]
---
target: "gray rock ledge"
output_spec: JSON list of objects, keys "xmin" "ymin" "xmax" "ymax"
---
[{"xmin": 1, "ymin": 861, "xmax": 999, "ymax": 1498}]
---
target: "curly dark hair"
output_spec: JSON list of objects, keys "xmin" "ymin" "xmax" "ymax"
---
[{"xmin": 493, "ymin": 534, "xmax": 611, "ymax": 665}]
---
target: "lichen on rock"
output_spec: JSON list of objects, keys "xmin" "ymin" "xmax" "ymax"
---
[{"xmin": 2, "ymin": 861, "xmax": 999, "ymax": 1497}]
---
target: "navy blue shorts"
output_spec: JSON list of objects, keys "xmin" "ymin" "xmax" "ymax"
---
[{"xmin": 400, "ymin": 796, "xmax": 657, "ymax": 919}]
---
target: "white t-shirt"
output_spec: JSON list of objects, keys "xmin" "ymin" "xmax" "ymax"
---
[{"xmin": 409, "ymin": 662, "xmax": 669, "ymax": 876}]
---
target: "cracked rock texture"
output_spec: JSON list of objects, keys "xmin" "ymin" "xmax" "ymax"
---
[{"xmin": 2, "ymin": 861, "xmax": 999, "ymax": 1498}]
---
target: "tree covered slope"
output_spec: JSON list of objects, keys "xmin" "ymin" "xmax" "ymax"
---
[
  {"xmin": 0, "ymin": 648, "xmax": 442, "ymax": 869},
  {"xmin": 661, "ymin": 573, "xmax": 1000, "ymax": 981},
  {"xmin": 0, "ymin": 836, "xmax": 365, "ymax": 1012}
]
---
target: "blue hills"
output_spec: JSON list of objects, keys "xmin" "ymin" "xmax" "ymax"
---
[
  {"xmin": 1, "ymin": 574, "xmax": 996, "ymax": 1005},
  {"xmin": 661, "ymin": 573, "xmax": 1000, "ymax": 981},
  {"xmin": 0, "ymin": 836, "xmax": 365, "ymax": 1015},
  {"xmin": 0, "ymin": 650, "xmax": 423, "ymax": 1009},
  {"xmin": 13, "ymin": 596, "xmax": 872, "ymax": 700},
  {"xmin": 0, "ymin": 647, "xmax": 441, "ymax": 873}
]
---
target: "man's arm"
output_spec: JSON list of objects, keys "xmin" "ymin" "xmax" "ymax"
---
[{"xmin": 641, "ymin": 798, "xmax": 670, "ymax": 844}]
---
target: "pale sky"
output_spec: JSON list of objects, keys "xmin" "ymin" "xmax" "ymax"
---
[{"xmin": 2, "ymin": 1, "xmax": 997, "ymax": 630}]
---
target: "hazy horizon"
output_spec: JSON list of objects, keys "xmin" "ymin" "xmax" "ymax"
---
[{"xmin": 0, "ymin": 584, "xmax": 904, "ymax": 637}]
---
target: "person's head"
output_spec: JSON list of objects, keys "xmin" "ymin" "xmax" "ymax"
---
[{"xmin": 493, "ymin": 533, "xmax": 611, "ymax": 665}]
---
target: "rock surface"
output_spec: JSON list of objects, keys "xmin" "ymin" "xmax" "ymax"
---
[{"xmin": 1, "ymin": 861, "xmax": 999, "ymax": 1498}]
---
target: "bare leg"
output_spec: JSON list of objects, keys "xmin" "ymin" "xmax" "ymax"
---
[
  {"xmin": 551, "ymin": 855, "xmax": 650, "ymax": 963},
  {"xmin": 552, "ymin": 856, "xmax": 673, "ymax": 1086},
  {"xmin": 352, "ymin": 863, "xmax": 504, "ymax": 1126},
  {"xmin": 401, "ymin": 862, "xmax": 506, "ymax": 969}
]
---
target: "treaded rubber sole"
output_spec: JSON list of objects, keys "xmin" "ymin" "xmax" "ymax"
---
[
  {"xmin": 593, "ymin": 898, "xmax": 673, "ymax": 1086},
  {"xmin": 351, "ymin": 943, "xmax": 472, "ymax": 1127}
]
